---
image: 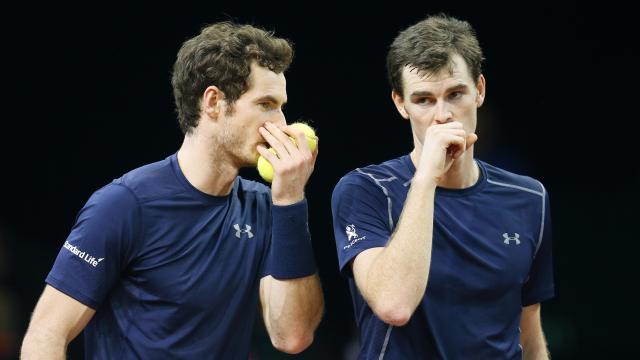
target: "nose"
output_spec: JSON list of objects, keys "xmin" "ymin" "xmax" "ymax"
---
[
  {"xmin": 433, "ymin": 102, "xmax": 453, "ymax": 124},
  {"xmin": 273, "ymin": 109, "xmax": 286, "ymax": 127}
]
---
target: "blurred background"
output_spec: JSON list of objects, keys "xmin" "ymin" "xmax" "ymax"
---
[{"xmin": 0, "ymin": 1, "xmax": 635, "ymax": 359}]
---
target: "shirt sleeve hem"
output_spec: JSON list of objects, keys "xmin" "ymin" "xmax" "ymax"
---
[
  {"xmin": 522, "ymin": 289, "xmax": 555, "ymax": 307},
  {"xmin": 339, "ymin": 244, "xmax": 386, "ymax": 277},
  {"xmin": 45, "ymin": 274, "xmax": 100, "ymax": 310}
]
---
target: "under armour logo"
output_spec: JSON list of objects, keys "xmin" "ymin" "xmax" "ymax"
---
[
  {"xmin": 234, "ymin": 224, "xmax": 254, "ymax": 239},
  {"xmin": 345, "ymin": 224, "xmax": 358, "ymax": 241},
  {"xmin": 503, "ymin": 233, "xmax": 520, "ymax": 245}
]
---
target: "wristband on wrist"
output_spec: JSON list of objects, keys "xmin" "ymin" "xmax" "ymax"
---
[{"xmin": 268, "ymin": 198, "xmax": 317, "ymax": 279}]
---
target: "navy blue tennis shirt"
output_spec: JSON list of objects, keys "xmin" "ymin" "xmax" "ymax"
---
[
  {"xmin": 332, "ymin": 155, "xmax": 554, "ymax": 359},
  {"xmin": 47, "ymin": 154, "xmax": 285, "ymax": 359}
]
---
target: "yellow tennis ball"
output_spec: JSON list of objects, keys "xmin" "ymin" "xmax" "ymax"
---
[
  {"xmin": 257, "ymin": 148, "xmax": 277, "ymax": 183},
  {"xmin": 289, "ymin": 122, "xmax": 317, "ymax": 152},
  {"xmin": 256, "ymin": 123, "xmax": 317, "ymax": 183}
]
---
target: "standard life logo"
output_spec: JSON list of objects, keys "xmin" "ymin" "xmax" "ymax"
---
[{"xmin": 63, "ymin": 241, "xmax": 104, "ymax": 268}]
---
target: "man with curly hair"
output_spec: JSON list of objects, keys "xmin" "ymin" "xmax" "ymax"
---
[{"xmin": 22, "ymin": 22, "xmax": 324, "ymax": 359}]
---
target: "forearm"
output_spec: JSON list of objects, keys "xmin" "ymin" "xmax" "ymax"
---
[
  {"xmin": 263, "ymin": 274, "xmax": 323, "ymax": 353},
  {"xmin": 521, "ymin": 304, "xmax": 550, "ymax": 360},
  {"xmin": 21, "ymin": 328, "xmax": 67, "ymax": 360},
  {"xmin": 263, "ymin": 198, "xmax": 322, "ymax": 353},
  {"xmin": 361, "ymin": 176, "xmax": 436, "ymax": 322},
  {"xmin": 521, "ymin": 330, "xmax": 550, "ymax": 360},
  {"xmin": 522, "ymin": 340, "xmax": 549, "ymax": 360}
]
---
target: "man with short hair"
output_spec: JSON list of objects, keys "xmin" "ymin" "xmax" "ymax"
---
[
  {"xmin": 22, "ymin": 22, "xmax": 324, "ymax": 359},
  {"xmin": 332, "ymin": 14, "xmax": 554, "ymax": 359}
]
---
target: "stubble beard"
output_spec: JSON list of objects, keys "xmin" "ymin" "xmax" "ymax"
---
[{"xmin": 215, "ymin": 121, "xmax": 256, "ymax": 169}]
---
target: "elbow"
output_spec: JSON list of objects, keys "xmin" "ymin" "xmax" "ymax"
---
[
  {"xmin": 373, "ymin": 302, "xmax": 414, "ymax": 327},
  {"xmin": 271, "ymin": 331, "xmax": 314, "ymax": 354}
]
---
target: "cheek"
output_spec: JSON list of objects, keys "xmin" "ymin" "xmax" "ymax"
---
[
  {"xmin": 460, "ymin": 102, "xmax": 477, "ymax": 117},
  {"xmin": 407, "ymin": 108, "xmax": 433, "ymax": 128},
  {"xmin": 406, "ymin": 103, "xmax": 428, "ymax": 117},
  {"xmin": 408, "ymin": 119, "xmax": 430, "ymax": 143}
]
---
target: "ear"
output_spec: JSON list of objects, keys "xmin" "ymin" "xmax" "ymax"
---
[
  {"xmin": 202, "ymin": 86, "xmax": 224, "ymax": 120},
  {"xmin": 475, "ymin": 74, "xmax": 486, "ymax": 108},
  {"xmin": 392, "ymin": 90, "xmax": 410, "ymax": 119}
]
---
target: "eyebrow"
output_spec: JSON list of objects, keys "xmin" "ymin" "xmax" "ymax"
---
[
  {"xmin": 410, "ymin": 84, "xmax": 469, "ymax": 97},
  {"xmin": 255, "ymin": 95, "xmax": 287, "ymax": 106}
]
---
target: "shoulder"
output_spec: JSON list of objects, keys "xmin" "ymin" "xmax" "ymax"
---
[
  {"xmin": 75, "ymin": 183, "xmax": 141, "ymax": 240},
  {"xmin": 84, "ymin": 182, "xmax": 140, "ymax": 218},
  {"xmin": 114, "ymin": 155, "xmax": 185, "ymax": 203},
  {"xmin": 333, "ymin": 156, "xmax": 410, "ymax": 208},
  {"xmin": 355, "ymin": 156, "xmax": 409, "ymax": 182},
  {"xmin": 480, "ymin": 160, "xmax": 546, "ymax": 197},
  {"xmin": 334, "ymin": 156, "xmax": 409, "ymax": 193}
]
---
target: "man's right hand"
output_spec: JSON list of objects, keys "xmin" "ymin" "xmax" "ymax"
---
[
  {"xmin": 257, "ymin": 122, "xmax": 318, "ymax": 206},
  {"xmin": 416, "ymin": 121, "xmax": 478, "ymax": 181}
]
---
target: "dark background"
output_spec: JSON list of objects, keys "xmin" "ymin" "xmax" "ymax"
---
[{"xmin": 1, "ymin": 1, "xmax": 635, "ymax": 359}]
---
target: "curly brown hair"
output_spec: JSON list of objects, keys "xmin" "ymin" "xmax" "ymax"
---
[
  {"xmin": 386, "ymin": 14, "xmax": 484, "ymax": 97},
  {"xmin": 172, "ymin": 22, "xmax": 293, "ymax": 134}
]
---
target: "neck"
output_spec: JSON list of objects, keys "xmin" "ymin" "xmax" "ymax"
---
[
  {"xmin": 176, "ymin": 132, "xmax": 238, "ymax": 196},
  {"xmin": 410, "ymin": 148, "xmax": 479, "ymax": 189}
]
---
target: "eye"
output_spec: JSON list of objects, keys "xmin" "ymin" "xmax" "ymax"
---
[
  {"xmin": 414, "ymin": 97, "xmax": 433, "ymax": 105},
  {"xmin": 259, "ymin": 102, "xmax": 273, "ymax": 110},
  {"xmin": 449, "ymin": 91, "xmax": 463, "ymax": 100}
]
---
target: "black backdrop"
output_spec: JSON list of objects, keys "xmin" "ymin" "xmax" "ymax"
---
[{"xmin": 1, "ymin": 1, "xmax": 635, "ymax": 359}]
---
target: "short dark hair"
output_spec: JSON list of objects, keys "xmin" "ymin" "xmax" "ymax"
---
[
  {"xmin": 172, "ymin": 22, "xmax": 293, "ymax": 134},
  {"xmin": 386, "ymin": 14, "xmax": 484, "ymax": 97}
]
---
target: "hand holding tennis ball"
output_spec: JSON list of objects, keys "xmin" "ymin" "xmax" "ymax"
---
[{"xmin": 257, "ymin": 122, "xmax": 317, "ymax": 183}]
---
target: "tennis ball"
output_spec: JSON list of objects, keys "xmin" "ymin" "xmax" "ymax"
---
[
  {"xmin": 257, "ymin": 148, "xmax": 276, "ymax": 183},
  {"xmin": 289, "ymin": 122, "xmax": 318, "ymax": 152},
  {"xmin": 257, "ymin": 122, "xmax": 317, "ymax": 183}
]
